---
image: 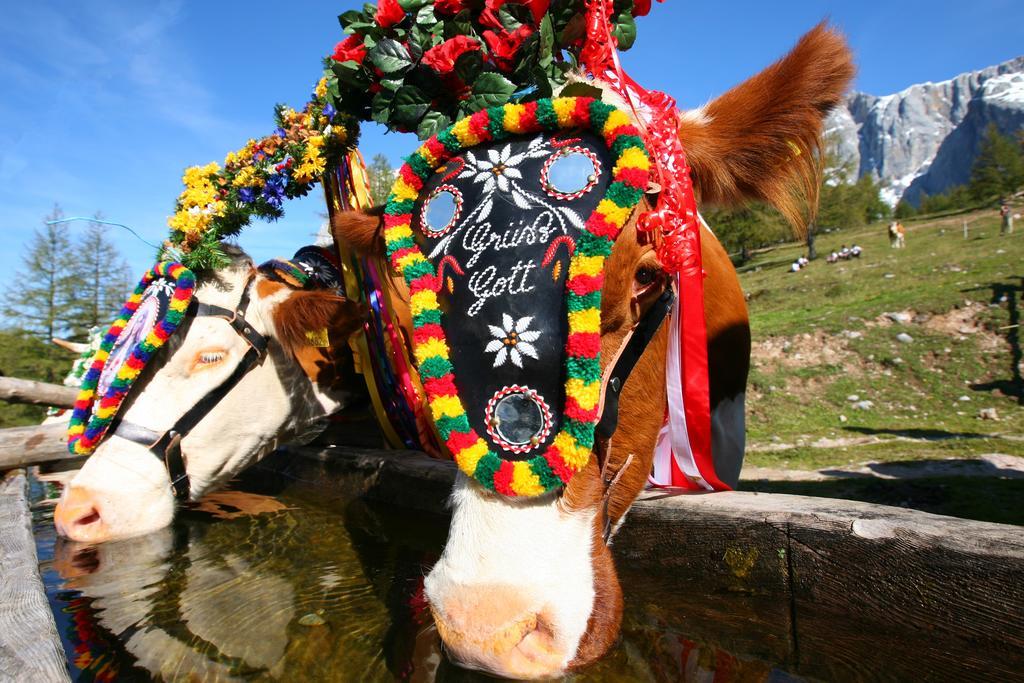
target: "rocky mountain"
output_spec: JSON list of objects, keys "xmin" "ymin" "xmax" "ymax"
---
[{"xmin": 826, "ymin": 56, "xmax": 1024, "ymax": 206}]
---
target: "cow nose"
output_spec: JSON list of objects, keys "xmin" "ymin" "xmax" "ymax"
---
[
  {"xmin": 54, "ymin": 487, "xmax": 107, "ymax": 542},
  {"xmin": 430, "ymin": 585, "xmax": 566, "ymax": 679}
]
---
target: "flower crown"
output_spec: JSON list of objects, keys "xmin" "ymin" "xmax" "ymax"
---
[{"xmin": 327, "ymin": 0, "xmax": 650, "ymax": 139}]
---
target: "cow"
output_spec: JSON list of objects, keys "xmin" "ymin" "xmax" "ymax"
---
[
  {"xmin": 54, "ymin": 22, "xmax": 853, "ymax": 679},
  {"xmin": 328, "ymin": 24, "xmax": 853, "ymax": 678},
  {"xmin": 53, "ymin": 246, "xmax": 365, "ymax": 543},
  {"xmin": 889, "ymin": 221, "xmax": 906, "ymax": 248}
]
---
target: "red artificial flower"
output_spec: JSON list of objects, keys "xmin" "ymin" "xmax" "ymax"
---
[
  {"xmin": 375, "ymin": 0, "xmax": 406, "ymax": 28},
  {"xmin": 632, "ymin": 0, "xmax": 663, "ymax": 17},
  {"xmin": 331, "ymin": 35, "xmax": 367, "ymax": 63},
  {"xmin": 483, "ymin": 25, "xmax": 533, "ymax": 72},
  {"xmin": 423, "ymin": 36, "xmax": 482, "ymax": 75},
  {"xmin": 434, "ymin": 0, "xmax": 467, "ymax": 16},
  {"xmin": 521, "ymin": 0, "xmax": 550, "ymax": 23},
  {"xmin": 479, "ymin": 0, "xmax": 505, "ymax": 29}
]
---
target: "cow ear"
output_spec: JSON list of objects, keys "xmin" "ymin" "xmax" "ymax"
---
[
  {"xmin": 271, "ymin": 289, "xmax": 364, "ymax": 361},
  {"xmin": 330, "ymin": 206, "xmax": 386, "ymax": 257},
  {"xmin": 678, "ymin": 23, "xmax": 855, "ymax": 231}
]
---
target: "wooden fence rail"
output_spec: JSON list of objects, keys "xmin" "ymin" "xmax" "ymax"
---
[
  {"xmin": 0, "ymin": 423, "xmax": 76, "ymax": 471},
  {"xmin": 0, "ymin": 377, "xmax": 77, "ymax": 408}
]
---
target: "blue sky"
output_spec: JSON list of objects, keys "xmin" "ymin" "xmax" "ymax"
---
[{"xmin": 1, "ymin": 0, "xmax": 1021, "ymax": 283}]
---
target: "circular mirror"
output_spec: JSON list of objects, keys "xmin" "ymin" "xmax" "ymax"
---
[
  {"xmin": 486, "ymin": 387, "xmax": 552, "ymax": 453},
  {"xmin": 420, "ymin": 185, "xmax": 462, "ymax": 237},
  {"xmin": 542, "ymin": 148, "xmax": 600, "ymax": 199}
]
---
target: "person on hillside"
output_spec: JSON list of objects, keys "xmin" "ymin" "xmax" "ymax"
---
[
  {"xmin": 1001, "ymin": 200, "xmax": 1014, "ymax": 235},
  {"xmin": 790, "ymin": 260, "xmax": 801, "ymax": 272},
  {"xmin": 839, "ymin": 244, "xmax": 850, "ymax": 259},
  {"xmin": 798, "ymin": 255, "xmax": 809, "ymax": 267},
  {"xmin": 827, "ymin": 250, "xmax": 839, "ymax": 264},
  {"xmin": 851, "ymin": 244, "xmax": 862, "ymax": 258}
]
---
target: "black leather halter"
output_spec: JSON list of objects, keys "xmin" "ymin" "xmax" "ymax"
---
[
  {"xmin": 108, "ymin": 277, "xmax": 269, "ymax": 501},
  {"xmin": 594, "ymin": 285, "xmax": 674, "ymax": 543}
]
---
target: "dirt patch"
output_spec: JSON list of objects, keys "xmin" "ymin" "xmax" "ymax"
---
[
  {"xmin": 752, "ymin": 330, "xmax": 857, "ymax": 370},
  {"xmin": 923, "ymin": 302, "xmax": 1004, "ymax": 351}
]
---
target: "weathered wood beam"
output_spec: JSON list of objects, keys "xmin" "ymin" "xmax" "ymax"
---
[
  {"xmin": 0, "ymin": 423, "xmax": 76, "ymax": 471},
  {"xmin": 0, "ymin": 377, "xmax": 77, "ymax": 408},
  {"xmin": 0, "ymin": 469, "xmax": 70, "ymax": 681}
]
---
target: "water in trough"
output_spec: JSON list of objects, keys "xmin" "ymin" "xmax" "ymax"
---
[{"xmin": 32, "ymin": 461, "xmax": 803, "ymax": 682}]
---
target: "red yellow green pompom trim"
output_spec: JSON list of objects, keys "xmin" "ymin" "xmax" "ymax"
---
[
  {"xmin": 382, "ymin": 97, "xmax": 649, "ymax": 497},
  {"xmin": 67, "ymin": 262, "xmax": 196, "ymax": 456}
]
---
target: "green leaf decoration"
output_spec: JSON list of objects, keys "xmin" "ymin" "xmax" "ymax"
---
[
  {"xmin": 332, "ymin": 61, "xmax": 369, "ymax": 88},
  {"xmin": 454, "ymin": 50, "xmax": 484, "ymax": 85},
  {"xmin": 538, "ymin": 14, "xmax": 554, "ymax": 68},
  {"xmin": 338, "ymin": 10, "xmax": 363, "ymax": 28},
  {"xmin": 417, "ymin": 111, "xmax": 452, "ymax": 140},
  {"xmin": 371, "ymin": 89, "xmax": 397, "ymax": 124},
  {"xmin": 414, "ymin": 4, "xmax": 437, "ymax": 26},
  {"xmin": 467, "ymin": 72, "xmax": 516, "ymax": 112},
  {"xmin": 391, "ymin": 84, "xmax": 430, "ymax": 125},
  {"xmin": 613, "ymin": 12, "xmax": 636, "ymax": 51},
  {"xmin": 498, "ymin": 3, "xmax": 530, "ymax": 32},
  {"xmin": 369, "ymin": 38, "xmax": 413, "ymax": 74}
]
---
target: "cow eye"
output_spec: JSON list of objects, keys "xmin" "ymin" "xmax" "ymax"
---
[
  {"xmin": 635, "ymin": 266, "xmax": 658, "ymax": 286},
  {"xmin": 192, "ymin": 350, "xmax": 226, "ymax": 370}
]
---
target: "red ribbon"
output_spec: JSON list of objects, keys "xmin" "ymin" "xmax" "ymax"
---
[{"xmin": 581, "ymin": 0, "xmax": 724, "ymax": 490}]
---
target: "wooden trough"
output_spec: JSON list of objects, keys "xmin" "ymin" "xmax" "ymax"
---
[{"xmin": 2, "ymin": 433, "xmax": 1023, "ymax": 680}]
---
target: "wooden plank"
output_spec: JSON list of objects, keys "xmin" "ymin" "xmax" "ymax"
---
[
  {"xmin": 0, "ymin": 469, "xmax": 70, "ymax": 682},
  {"xmin": 0, "ymin": 423, "xmax": 76, "ymax": 471},
  {"xmin": 627, "ymin": 490, "xmax": 1024, "ymax": 681},
  {"xmin": 0, "ymin": 377, "xmax": 77, "ymax": 408}
]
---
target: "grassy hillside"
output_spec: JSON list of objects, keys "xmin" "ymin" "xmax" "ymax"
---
[
  {"xmin": 740, "ymin": 206, "xmax": 1022, "ymax": 463},
  {"xmin": 736, "ymin": 205, "xmax": 1022, "ymax": 522}
]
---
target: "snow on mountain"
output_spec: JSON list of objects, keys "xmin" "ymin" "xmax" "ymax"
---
[{"xmin": 825, "ymin": 56, "xmax": 1024, "ymax": 206}]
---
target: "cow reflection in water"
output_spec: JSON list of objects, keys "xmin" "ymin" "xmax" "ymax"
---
[{"xmin": 51, "ymin": 490, "xmax": 434, "ymax": 682}]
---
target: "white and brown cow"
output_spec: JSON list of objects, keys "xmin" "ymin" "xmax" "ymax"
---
[
  {"xmin": 330, "ymin": 24, "xmax": 853, "ymax": 678},
  {"xmin": 54, "ymin": 247, "xmax": 365, "ymax": 542}
]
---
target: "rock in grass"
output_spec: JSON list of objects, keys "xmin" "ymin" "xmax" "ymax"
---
[
  {"xmin": 979, "ymin": 408, "xmax": 999, "ymax": 420},
  {"xmin": 885, "ymin": 311, "xmax": 913, "ymax": 324},
  {"xmin": 847, "ymin": 394, "xmax": 860, "ymax": 402},
  {"xmin": 896, "ymin": 332, "xmax": 914, "ymax": 343},
  {"xmin": 852, "ymin": 400, "xmax": 874, "ymax": 411}
]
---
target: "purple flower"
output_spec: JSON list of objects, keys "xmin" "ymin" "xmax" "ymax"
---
[
  {"xmin": 238, "ymin": 187, "xmax": 257, "ymax": 204},
  {"xmin": 322, "ymin": 103, "xmax": 336, "ymax": 120},
  {"xmin": 262, "ymin": 173, "xmax": 287, "ymax": 209},
  {"xmin": 273, "ymin": 127, "xmax": 287, "ymax": 137}
]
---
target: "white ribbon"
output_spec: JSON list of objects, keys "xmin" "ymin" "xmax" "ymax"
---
[{"xmin": 651, "ymin": 273, "xmax": 714, "ymax": 491}]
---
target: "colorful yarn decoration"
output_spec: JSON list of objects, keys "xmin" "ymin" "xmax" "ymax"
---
[
  {"xmin": 382, "ymin": 96, "xmax": 649, "ymax": 497},
  {"xmin": 67, "ymin": 262, "xmax": 196, "ymax": 456}
]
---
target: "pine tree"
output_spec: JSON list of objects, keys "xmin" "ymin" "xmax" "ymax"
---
[
  {"xmin": 969, "ymin": 124, "xmax": 1024, "ymax": 200},
  {"xmin": 3, "ymin": 205, "xmax": 82, "ymax": 341},
  {"xmin": 70, "ymin": 214, "xmax": 133, "ymax": 336},
  {"xmin": 367, "ymin": 153, "xmax": 395, "ymax": 206}
]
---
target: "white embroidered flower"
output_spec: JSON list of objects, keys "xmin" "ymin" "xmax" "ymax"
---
[
  {"xmin": 458, "ymin": 144, "xmax": 526, "ymax": 193},
  {"xmin": 485, "ymin": 313, "xmax": 541, "ymax": 368}
]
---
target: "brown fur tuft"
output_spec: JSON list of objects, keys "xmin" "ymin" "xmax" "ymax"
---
[
  {"xmin": 330, "ymin": 207, "xmax": 386, "ymax": 256},
  {"xmin": 678, "ymin": 23, "xmax": 856, "ymax": 232},
  {"xmin": 272, "ymin": 289, "xmax": 364, "ymax": 360}
]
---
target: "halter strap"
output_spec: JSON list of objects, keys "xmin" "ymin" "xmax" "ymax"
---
[
  {"xmin": 109, "ymin": 275, "xmax": 269, "ymax": 501},
  {"xmin": 593, "ymin": 285, "xmax": 674, "ymax": 543}
]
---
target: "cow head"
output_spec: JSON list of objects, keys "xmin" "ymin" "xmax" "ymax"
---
[
  {"xmin": 54, "ymin": 246, "xmax": 365, "ymax": 543},
  {"xmin": 331, "ymin": 25, "xmax": 852, "ymax": 678}
]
